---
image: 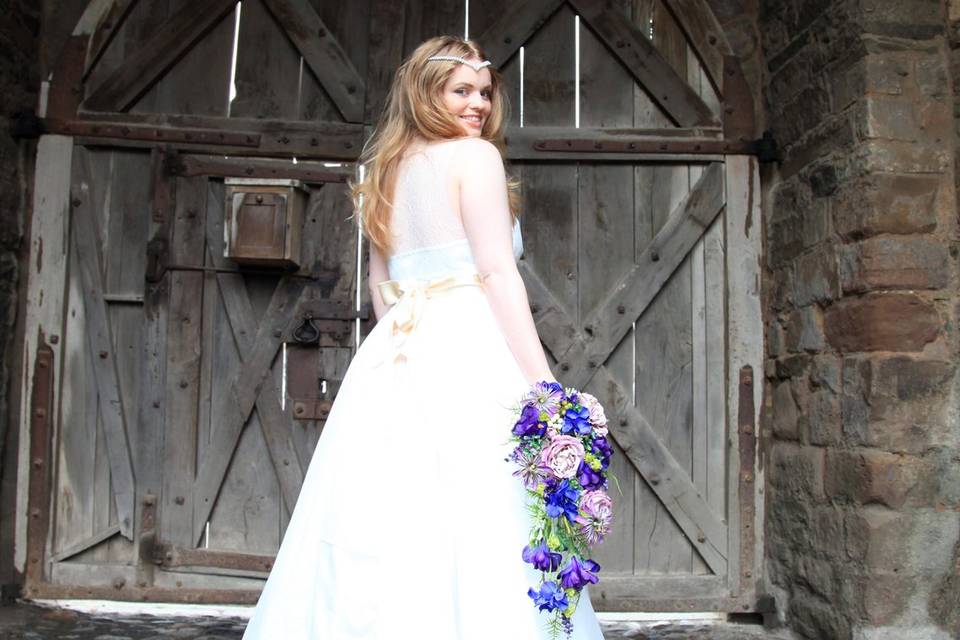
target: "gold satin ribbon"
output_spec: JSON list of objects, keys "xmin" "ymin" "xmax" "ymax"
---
[{"xmin": 375, "ymin": 272, "xmax": 484, "ymax": 365}]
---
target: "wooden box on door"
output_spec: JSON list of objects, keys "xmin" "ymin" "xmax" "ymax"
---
[{"xmin": 224, "ymin": 178, "xmax": 307, "ymax": 268}]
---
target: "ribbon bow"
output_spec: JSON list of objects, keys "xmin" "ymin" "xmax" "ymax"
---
[{"xmin": 375, "ymin": 272, "xmax": 483, "ymax": 365}]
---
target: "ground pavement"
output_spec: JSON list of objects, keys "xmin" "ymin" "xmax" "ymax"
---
[{"xmin": 0, "ymin": 602, "xmax": 794, "ymax": 639}]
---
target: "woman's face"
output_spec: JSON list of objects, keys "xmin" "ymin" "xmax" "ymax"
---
[{"xmin": 440, "ymin": 59, "xmax": 493, "ymax": 137}]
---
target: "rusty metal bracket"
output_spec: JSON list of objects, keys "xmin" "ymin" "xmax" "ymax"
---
[
  {"xmin": 42, "ymin": 118, "xmax": 261, "ymax": 147},
  {"xmin": 153, "ymin": 543, "xmax": 274, "ymax": 574},
  {"xmin": 531, "ymin": 137, "xmax": 760, "ymax": 155},
  {"xmin": 135, "ymin": 494, "xmax": 157, "ymax": 588},
  {"xmin": 26, "ymin": 333, "xmax": 55, "ymax": 586},
  {"xmin": 737, "ymin": 365, "xmax": 758, "ymax": 601}
]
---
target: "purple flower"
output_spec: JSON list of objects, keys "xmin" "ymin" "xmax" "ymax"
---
[
  {"xmin": 512, "ymin": 404, "xmax": 545, "ymax": 438},
  {"xmin": 561, "ymin": 405, "xmax": 592, "ymax": 436},
  {"xmin": 511, "ymin": 446, "xmax": 549, "ymax": 490},
  {"xmin": 528, "ymin": 581, "xmax": 569, "ymax": 612},
  {"xmin": 591, "ymin": 436, "xmax": 613, "ymax": 468},
  {"xmin": 577, "ymin": 459, "xmax": 604, "ymax": 491},
  {"xmin": 522, "ymin": 541, "xmax": 562, "ymax": 572},
  {"xmin": 558, "ymin": 556, "xmax": 600, "ymax": 590},
  {"xmin": 545, "ymin": 479, "xmax": 581, "ymax": 522},
  {"xmin": 526, "ymin": 381, "xmax": 564, "ymax": 418},
  {"xmin": 577, "ymin": 490, "xmax": 613, "ymax": 545}
]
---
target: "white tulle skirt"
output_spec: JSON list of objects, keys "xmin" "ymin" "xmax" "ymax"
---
[{"xmin": 242, "ymin": 283, "xmax": 605, "ymax": 640}]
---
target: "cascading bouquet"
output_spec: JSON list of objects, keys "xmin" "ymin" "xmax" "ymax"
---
[{"xmin": 507, "ymin": 380, "xmax": 614, "ymax": 638}]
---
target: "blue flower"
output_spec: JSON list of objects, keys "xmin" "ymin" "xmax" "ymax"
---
[
  {"xmin": 528, "ymin": 581, "xmax": 569, "ymax": 612},
  {"xmin": 558, "ymin": 556, "xmax": 600, "ymax": 590},
  {"xmin": 512, "ymin": 404, "xmax": 546, "ymax": 438},
  {"xmin": 544, "ymin": 479, "xmax": 581, "ymax": 522},
  {"xmin": 561, "ymin": 405, "xmax": 592, "ymax": 436},
  {"xmin": 577, "ymin": 460, "xmax": 604, "ymax": 491},
  {"xmin": 522, "ymin": 541, "xmax": 562, "ymax": 572}
]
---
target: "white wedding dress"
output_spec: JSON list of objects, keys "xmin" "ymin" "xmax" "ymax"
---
[{"xmin": 242, "ymin": 139, "xmax": 605, "ymax": 640}]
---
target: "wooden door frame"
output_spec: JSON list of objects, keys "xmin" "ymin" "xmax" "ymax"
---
[{"xmin": 19, "ymin": 0, "xmax": 765, "ymax": 609}]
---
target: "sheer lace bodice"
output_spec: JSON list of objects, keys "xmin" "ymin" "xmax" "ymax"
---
[{"xmin": 387, "ymin": 139, "xmax": 523, "ymax": 282}]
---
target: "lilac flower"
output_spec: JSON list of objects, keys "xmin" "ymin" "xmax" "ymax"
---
[
  {"xmin": 540, "ymin": 435, "xmax": 585, "ymax": 480},
  {"xmin": 512, "ymin": 404, "xmax": 545, "ymax": 438},
  {"xmin": 577, "ymin": 490, "xmax": 613, "ymax": 545},
  {"xmin": 561, "ymin": 405, "xmax": 592, "ymax": 436},
  {"xmin": 544, "ymin": 479, "xmax": 581, "ymax": 522},
  {"xmin": 558, "ymin": 556, "xmax": 600, "ymax": 590},
  {"xmin": 577, "ymin": 459, "xmax": 604, "ymax": 491},
  {"xmin": 511, "ymin": 446, "xmax": 549, "ymax": 490},
  {"xmin": 522, "ymin": 541, "xmax": 562, "ymax": 572},
  {"xmin": 526, "ymin": 381, "xmax": 564, "ymax": 418},
  {"xmin": 528, "ymin": 581, "xmax": 569, "ymax": 612}
]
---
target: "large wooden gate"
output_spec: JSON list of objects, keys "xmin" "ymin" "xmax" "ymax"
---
[{"xmin": 19, "ymin": 0, "xmax": 763, "ymax": 613}]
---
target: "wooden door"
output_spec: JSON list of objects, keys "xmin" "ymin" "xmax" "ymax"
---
[{"xmin": 21, "ymin": 0, "xmax": 762, "ymax": 613}]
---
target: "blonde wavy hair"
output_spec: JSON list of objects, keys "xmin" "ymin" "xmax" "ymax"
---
[{"xmin": 350, "ymin": 35, "xmax": 519, "ymax": 256}]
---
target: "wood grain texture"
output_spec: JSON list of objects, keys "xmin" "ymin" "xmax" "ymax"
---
[
  {"xmin": 261, "ymin": 0, "xmax": 366, "ymax": 122},
  {"xmin": 70, "ymin": 149, "xmax": 136, "ymax": 540},
  {"xmin": 570, "ymin": 0, "xmax": 717, "ymax": 127},
  {"xmin": 84, "ymin": 0, "xmax": 237, "ymax": 111}
]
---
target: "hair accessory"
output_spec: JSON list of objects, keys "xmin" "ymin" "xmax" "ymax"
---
[{"xmin": 426, "ymin": 55, "xmax": 492, "ymax": 72}]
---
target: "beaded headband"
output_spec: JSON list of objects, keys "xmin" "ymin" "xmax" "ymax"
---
[{"xmin": 426, "ymin": 55, "xmax": 492, "ymax": 72}]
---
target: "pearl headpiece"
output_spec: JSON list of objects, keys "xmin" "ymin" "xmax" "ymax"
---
[{"xmin": 426, "ymin": 55, "xmax": 492, "ymax": 72}]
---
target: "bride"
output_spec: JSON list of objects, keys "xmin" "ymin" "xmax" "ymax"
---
[{"xmin": 242, "ymin": 35, "xmax": 605, "ymax": 640}]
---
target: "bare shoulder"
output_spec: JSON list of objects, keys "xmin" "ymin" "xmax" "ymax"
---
[{"xmin": 449, "ymin": 137, "xmax": 505, "ymax": 179}]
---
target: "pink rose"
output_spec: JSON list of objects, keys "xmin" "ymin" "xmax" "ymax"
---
[
  {"xmin": 580, "ymin": 392, "xmax": 608, "ymax": 436},
  {"xmin": 539, "ymin": 436, "xmax": 585, "ymax": 479}
]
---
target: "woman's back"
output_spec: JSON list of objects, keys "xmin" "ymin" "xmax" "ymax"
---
[{"xmin": 387, "ymin": 138, "xmax": 522, "ymax": 282}]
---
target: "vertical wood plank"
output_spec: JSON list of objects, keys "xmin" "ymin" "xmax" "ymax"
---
[
  {"xmin": 160, "ymin": 177, "xmax": 206, "ymax": 547},
  {"xmin": 231, "ymin": 0, "xmax": 300, "ymax": 119},
  {"xmin": 520, "ymin": 5, "xmax": 578, "ymax": 344},
  {"xmin": 300, "ymin": 0, "xmax": 371, "ymax": 122},
  {"xmin": 725, "ymin": 156, "xmax": 762, "ymax": 594},
  {"xmin": 577, "ymin": 0, "xmax": 636, "ymax": 576},
  {"xmin": 364, "ymin": 0, "xmax": 407, "ymax": 123}
]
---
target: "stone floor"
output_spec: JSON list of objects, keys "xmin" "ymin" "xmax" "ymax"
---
[{"xmin": 0, "ymin": 602, "xmax": 793, "ymax": 639}]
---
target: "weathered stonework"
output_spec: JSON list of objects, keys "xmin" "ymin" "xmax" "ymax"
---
[{"xmin": 759, "ymin": 0, "xmax": 960, "ymax": 638}]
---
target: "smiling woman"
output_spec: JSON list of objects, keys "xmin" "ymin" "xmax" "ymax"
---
[{"xmin": 441, "ymin": 62, "xmax": 493, "ymax": 136}]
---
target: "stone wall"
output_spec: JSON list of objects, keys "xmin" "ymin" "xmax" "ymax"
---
[
  {"xmin": 759, "ymin": 0, "xmax": 960, "ymax": 638},
  {"xmin": 0, "ymin": 0, "xmax": 39, "ymax": 591}
]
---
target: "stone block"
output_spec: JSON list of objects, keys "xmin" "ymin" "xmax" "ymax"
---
[
  {"xmin": 823, "ymin": 293, "xmax": 940, "ymax": 352},
  {"xmin": 865, "ymin": 52, "xmax": 913, "ymax": 96},
  {"xmin": 807, "ymin": 387, "xmax": 841, "ymax": 445},
  {"xmin": 859, "ymin": 574, "xmax": 915, "ymax": 625},
  {"xmin": 859, "ymin": 95, "xmax": 921, "ymax": 142},
  {"xmin": 834, "ymin": 173, "xmax": 940, "ymax": 240},
  {"xmin": 775, "ymin": 353, "xmax": 813, "ymax": 379},
  {"xmin": 916, "ymin": 54, "xmax": 948, "ymax": 97},
  {"xmin": 785, "ymin": 305, "xmax": 825, "ymax": 353},
  {"xmin": 825, "ymin": 449, "xmax": 938, "ymax": 508},
  {"xmin": 840, "ymin": 357, "xmax": 953, "ymax": 453},
  {"xmin": 771, "ymin": 442, "xmax": 825, "ymax": 500},
  {"xmin": 767, "ymin": 495, "xmax": 816, "ymax": 558},
  {"xmin": 767, "ymin": 316, "xmax": 786, "ymax": 358},
  {"xmin": 771, "ymin": 379, "xmax": 800, "ymax": 441},
  {"xmin": 811, "ymin": 354, "xmax": 842, "ymax": 393},
  {"xmin": 796, "ymin": 555, "xmax": 836, "ymax": 600},
  {"xmin": 789, "ymin": 595, "xmax": 852, "ymax": 640},
  {"xmin": 769, "ymin": 265, "xmax": 796, "ymax": 311},
  {"xmin": 839, "ymin": 236, "xmax": 949, "ymax": 293},
  {"xmin": 861, "ymin": 0, "xmax": 945, "ymax": 39},
  {"xmin": 794, "ymin": 246, "xmax": 840, "ymax": 306},
  {"xmin": 810, "ymin": 504, "xmax": 847, "ymax": 561},
  {"xmin": 768, "ymin": 191, "xmax": 831, "ymax": 268},
  {"xmin": 858, "ymin": 139, "xmax": 951, "ymax": 173}
]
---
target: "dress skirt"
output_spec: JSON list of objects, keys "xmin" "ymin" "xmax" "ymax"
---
[{"xmin": 242, "ymin": 282, "xmax": 605, "ymax": 640}]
